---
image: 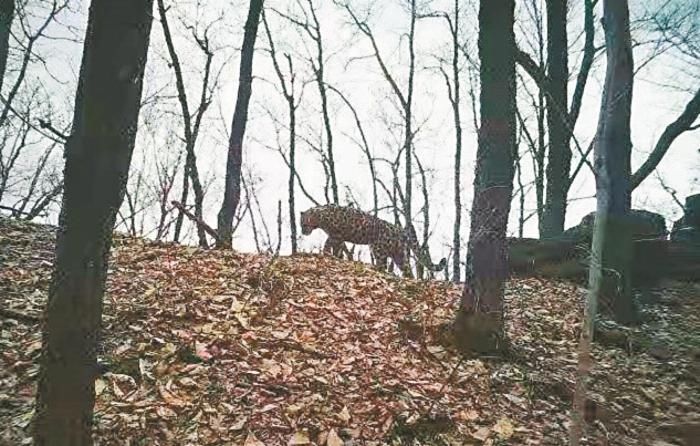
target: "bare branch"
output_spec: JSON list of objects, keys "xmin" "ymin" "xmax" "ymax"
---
[{"xmin": 631, "ymin": 88, "xmax": 700, "ymax": 189}]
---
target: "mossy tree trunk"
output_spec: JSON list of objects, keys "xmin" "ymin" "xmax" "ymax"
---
[
  {"xmin": 33, "ymin": 1, "xmax": 153, "ymax": 444},
  {"xmin": 455, "ymin": 0, "xmax": 516, "ymax": 355}
]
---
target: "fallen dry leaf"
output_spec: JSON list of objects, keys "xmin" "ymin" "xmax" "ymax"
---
[
  {"xmin": 493, "ymin": 417, "xmax": 514, "ymax": 439},
  {"xmin": 244, "ymin": 432, "xmax": 265, "ymax": 446},
  {"xmin": 287, "ymin": 431, "xmax": 310, "ymax": 445},
  {"xmin": 0, "ymin": 218, "xmax": 697, "ymax": 446},
  {"xmin": 326, "ymin": 429, "xmax": 343, "ymax": 446},
  {"xmin": 338, "ymin": 406, "xmax": 351, "ymax": 423}
]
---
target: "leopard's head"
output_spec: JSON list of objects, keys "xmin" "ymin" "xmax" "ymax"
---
[{"xmin": 300, "ymin": 209, "xmax": 318, "ymax": 235}]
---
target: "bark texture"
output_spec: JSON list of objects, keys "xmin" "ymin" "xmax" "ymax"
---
[
  {"xmin": 0, "ymin": 0, "xmax": 14, "ymax": 92},
  {"xmin": 217, "ymin": 0, "xmax": 264, "ymax": 248},
  {"xmin": 33, "ymin": 1, "xmax": 153, "ymax": 444},
  {"xmin": 455, "ymin": 0, "xmax": 516, "ymax": 355},
  {"xmin": 571, "ymin": 3, "xmax": 634, "ymax": 435},
  {"xmin": 540, "ymin": 0, "xmax": 570, "ymax": 238},
  {"xmin": 589, "ymin": 0, "xmax": 636, "ymax": 325}
]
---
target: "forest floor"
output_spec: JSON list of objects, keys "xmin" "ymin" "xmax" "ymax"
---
[{"xmin": 0, "ymin": 217, "xmax": 699, "ymax": 446}]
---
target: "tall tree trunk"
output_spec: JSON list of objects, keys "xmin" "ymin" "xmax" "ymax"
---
[
  {"xmin": 217, "ymin": 0, "xmax": 264, "ymax": 248},
  {"xmin": 0, "ymin": 0, "xmax": 13, "ymax": 92},
  {"xmin": 157, "ymin": 0, "xmax": 210, "ymax": 248},
  {"xmin": 309, "ymin": 1, "xmax": 338, "ymax": 205},
  {"xmin": 33, "ymin": 1, "xmax": 153, "ymax": 444},
  {"xmin": 455, "ymin": 0, "xmax": 516, "ymax": 355},
  {"xmin": 540, "ymin": 0, "xmax": 570, "ymax": 238},
  {"xmin": 262, "ymin": 11, "xmax": 298, "ymax": 254},
  {"xmin": 448, "ymin": 0, "xmax": 463, "ymax": 283},
  {"xmin": 184, "ymin": 145, "xmax": 207, "ymax": 247},
  {"xmin": 571, "ymin": 3, "xmax": 635, "ymax": 439},
  {"xmin": 173, "ymin": 164, "xmax": 190, "ymax": 243},
  {"xmin": 591, "ymin": 0, "xmax": 636, "ymax": 324},
  {"xmin": 288, "ymin": 98, "xmax": 297, "ymax": 254},
  {"xmin": 404, "ymin": 0, "xmax": 416, "ymax": 236}
]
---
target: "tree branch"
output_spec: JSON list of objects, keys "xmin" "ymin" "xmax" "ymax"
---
[
  {"xmin": 631, "ymin": 87, "xmax": 700, "ymax": 189},
  {"xmin": 170, "ymin": 200, "xmax": 220, "ymax": 246}
]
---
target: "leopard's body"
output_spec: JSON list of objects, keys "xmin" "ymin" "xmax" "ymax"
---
[{"xmin": 300, "ymin": 205, "xmax": 446, "ymax": 275}]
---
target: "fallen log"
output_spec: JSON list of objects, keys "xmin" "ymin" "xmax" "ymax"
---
[{"xmin": 508, "ymin": 237, "xmax": 700, "ymax": 284}]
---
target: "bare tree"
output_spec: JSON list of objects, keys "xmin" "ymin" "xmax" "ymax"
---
[
  {"xmin": 157, "ymin": 0, "xmax": 216, "ymax": 248},
  {"xmin": 327, "ymin": 84, "xmax": 378, "ymax": 215},
  {"xmin": 33, "ymin": 0, "xmax": 153, "ymax": 443},
  {"xmin": 0, "ymin": 89, "xmax": 66, "ymax": 217},
  {"xmin": 0, "ymin": 1, "xmax": 70, "ymax": 214},
  {"xmin": 542, "ymin": 0, "xmax": 570, "ymax": 238},
  {"xmin": 514, "ymin": 130, "xmax": 528, "ymax": 238},
  {"xmin": 414, "ymin": 152, "xmax": 436, "ymax": 279},
  {"xmin": 217, "ymin": 0, "xmax": 264, "ymax": 248},
  {"xmin": 118, "ymin": 165, "xmax": 148, "ymax": 237},
  {"xmin": 571, "ymin": 3, "xmax": 635, "ymax": 441},
  {"xmin": 591, "ymin": 0, "xmax": 637, "ymax": 323},
  {"xmin": 439, "ymin": 0, "xmax": 463, "ymax": 282},
  {"xmin": 631, "ymin": 87, "xmax": 700, "ymax": 189},
  {"xmin": 339, "ymin": 0, "xmax": 419, "ymax": 237},
  {"xmin": 11, "ymin": 131, "xmax": 62, "ymax": 218},
  {"xmin": 0, "ymin": 0, "xmax": 68, "ymax": 131},
  {"xmin": 151, "ymin": 150, "xmax": 182, "ymax": 241},
  {"xmin": 0, "ymin": 0, "xmax": 14, "ymax": 91},
  {"xmin": 517, "ymin": 0, "xmax": 597, "ymax": 237},
  {"xmin": 640, "ymin": 0, "xmax": 699, "ymax": 77},
  {"xmin": 272, "ymin": 0, "xmax": 339, "ymax": 205},
  {"xmin": 455, "ymin": 0, "xmax": 516, "ymax": 354},
  {"xmin": 262, "ymin": 9, "xmax": 304, "ymax": 254}
]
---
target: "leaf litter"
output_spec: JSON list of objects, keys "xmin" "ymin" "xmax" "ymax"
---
[{"xmin": 0, "ymin": 217, "xmax": 698, "ymax": 445}]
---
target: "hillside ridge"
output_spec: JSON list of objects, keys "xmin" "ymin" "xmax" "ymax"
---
[{"xmin": 1, "ymin": 217, "xmax": 698, "ymax": 445}]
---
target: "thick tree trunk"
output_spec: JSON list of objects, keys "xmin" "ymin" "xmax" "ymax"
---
[
  {"xmin": 33, "ymin": 1, "xmax": 153, "ymax": 444},
  {"xmin": 540, "ymin": 0, "xmax": 570, "ymax": 238},
  {"xmin": 589, "ymin": 0, "xmax": 636, "ymax": 324},
  {"xmin": 217, "ymin": 0, "xmax": 263, "ymax": 248},
  {"xmin": 0, "ymin": 0, "xmax": 13, "ymax": 92},
  {"xmin": 455, "ymin": 0, "xmax": 516, "ymax": 355},
  {"xmin": 572, "ymin": 4, "xmax": 633, "ymax": 438}
]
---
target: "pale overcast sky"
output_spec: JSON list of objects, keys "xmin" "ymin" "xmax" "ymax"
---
[{"xmin": 7, "ymin": 0, "xmax": 699, "ymax": 264}]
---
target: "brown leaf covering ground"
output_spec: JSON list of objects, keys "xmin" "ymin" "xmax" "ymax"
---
[{"xmin": 1, "ymin": 217, "xmax": 699, "ymax": 445}]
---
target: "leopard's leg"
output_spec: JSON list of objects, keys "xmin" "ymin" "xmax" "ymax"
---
[
  {"xmin": 393, "ymin": 249, "xmax": 413, "ymax": 278},
  {"xmin": 323, "ymin": 237, "xmax": 337, "ymax": 256},
  {"xmin": 337, "ymin": 242, "xmax": 352, "ymax": 260},
  {"xmin": 371, "ymin": 245, "xmax": 388, "ymax": 272},
  {"xmin": 323, "ymin": 237, "xmax": 348, "ymax": 258}
]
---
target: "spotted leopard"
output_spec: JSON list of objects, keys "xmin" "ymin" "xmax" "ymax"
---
[{"xmin": 300, "ymin": 205, "xmax": 447, "ymax": 276}]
